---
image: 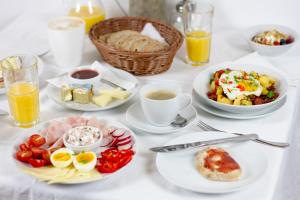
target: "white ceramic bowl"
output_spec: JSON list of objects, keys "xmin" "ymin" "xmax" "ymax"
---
[
  {"xmin": 67, "ymin": 65, "xmax": 102, "ymax": 85},
  {"xmin": 244, "ymin": 24, "xmax": 297, "ymax": 56},
  {"xmin": 193, "ymin": 63, "xmax": 288, "ymax": 114},
  {"xmin": 63, "ymin": 126, "xmax": 103, "ymax": 153}
]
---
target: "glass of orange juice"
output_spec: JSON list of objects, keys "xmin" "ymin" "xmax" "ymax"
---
[
  {"xmin": 2, "ymin": 55, "xmax": 39, "ymax": 128},
  {"xmin": 183, "ymin": 1, "xmax": 214, "ymax": 66},
  {"xmin": 67, "ymin": 0, "xmax": 106, "ymax": 33}
]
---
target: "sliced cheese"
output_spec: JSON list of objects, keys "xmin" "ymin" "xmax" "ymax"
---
[
  {"xmin": 22, "ymin": 165, "xmax": 103, "ymax": 184},
  {"xmin": 99, "ymin": 88, "xmax": 131, "ymax": 100},
  {"xmin": 21, "ymin": 166, "xmax": 72, "ymax": 181},
  {"xmin": 53, "ymin": 169, "xmax": 102, "ymax": 184},
  {"xmin": 92, "ymin": 94, "xmax": 113, "ymax": 107}
]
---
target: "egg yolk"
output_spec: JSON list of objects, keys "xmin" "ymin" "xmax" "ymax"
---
[
  {"xmin": 76, "ymin": 153, "xmax": 94, "ymax": 164},
  {"xmin": 53, "ymin": 152, "xmax": 71, "ymax": 161},
  {"xmin": 238, "ymin": 80, "xmax": 259, "ymax": 92}
]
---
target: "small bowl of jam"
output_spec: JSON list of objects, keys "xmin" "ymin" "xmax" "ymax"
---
[
  {"xmin": 244, "ymin": 24, "xmax": 297, "ymax": 56},
  {"xmin": 68, "ymin": 66, "xmax": 101, "ymax": 85}
]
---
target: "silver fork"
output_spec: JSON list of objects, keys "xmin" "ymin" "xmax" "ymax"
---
[{"xmin": 197, "ymin": 119, "xmax": 289, "ymax": 148}]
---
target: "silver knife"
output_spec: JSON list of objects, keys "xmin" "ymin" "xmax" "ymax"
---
[{"xmin": 150, "ymin": 134, "xmax": 258, "ymax": 153}]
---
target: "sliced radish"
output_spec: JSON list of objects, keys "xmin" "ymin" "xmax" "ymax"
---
[
  {"xmin": 110, "ymin": 137, "xmax": 119, "ymax": 147},
  {"xmin": 112, "ymin": 128, "xmax": 126, "ymax": 137},
  {"xmin": 118, "ymin": 144, "xmax": 133, "ymax": 150},
  {"xmin": 117, "ymin": 139, "xmax": 132, "ymax": 146},
  {"xmin": 100, "ymin": 137, "xmax": 114, "ymax": 147},
  {"xmin": 108, "ymin": 126, "xmax": 117, "ymax": 135},
  {"xmin": 117, "ymin": 135, "xmax": 131, "ymax": 142}
]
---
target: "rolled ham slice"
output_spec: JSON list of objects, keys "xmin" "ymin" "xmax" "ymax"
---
[{"xmin": 44, "ymin": 120, "xmax": 72, "ymax": 146}]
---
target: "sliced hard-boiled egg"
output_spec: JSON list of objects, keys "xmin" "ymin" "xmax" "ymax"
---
[
  {"xmin": 73, "ymin": 151, "xmax": 97, "ymax": 172},
  {"xmin": 50, "ymin": 148, "xmax": 74, "ymax": 168}
]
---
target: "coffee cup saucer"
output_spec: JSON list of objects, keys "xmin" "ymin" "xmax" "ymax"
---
[{"xmin": 125, "ymin": 102, "xmax": 197, "ymax": 134}]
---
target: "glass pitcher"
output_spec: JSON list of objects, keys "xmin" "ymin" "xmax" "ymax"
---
[{"xmin": 66, "ymin": 0, "xmax": 106, "ymax": 33}]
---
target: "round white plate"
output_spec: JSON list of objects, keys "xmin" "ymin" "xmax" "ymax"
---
[
  {"xmin": 156, "ymin": 132, "xmax": 268, "ymax": 193},
  {"xmin": 126, "ymin": 102, "xmax": 197, "ymax": 134},
  {"xmin": 193, "ymin": 63, "xmax": 288, "ymax": 114},
  {"xmin": 0, "ymin": 55, "xmax": 44, "ymax": 95},
  {"xmin": 46, "ymin": 67, "xmax": 139, "ymax": 111},
  {"xmin": 13, "ymin": 116, "xmax": 138, "ymax": 184},
  {"xmin": 193, "ymin": 90, "xmax": 286, "ymax": 119}
]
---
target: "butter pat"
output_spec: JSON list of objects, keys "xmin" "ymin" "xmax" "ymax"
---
[
  {"xmin": 92, "ymin": 94, "xmax": 113, "ymax": 107},
  {"xmin": 61, "ymin": 85, "xmax": 73, "ymax": 102},
  {"xmin": 99, "ymin": 88, "xmax": 131, "ymax": 100},
  {"xmin": 73, "ymin": 88, "xmax": 91, "ymax": 104}
]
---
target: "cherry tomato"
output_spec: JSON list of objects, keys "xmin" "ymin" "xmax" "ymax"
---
[
  {"xmin": 42, "ymin": 150, "xmax": 51, "ymax": 165},
  {"xmin": 118, "ymin": 155, "xmax": 132, "ymax": 168},
  {"xmin": 101, "ymin": 148, "xmax": 120, "ymax": 162},
  {"xmin": 28, "ymin": 158, "xmax": 46, "ymax": 168},
  {"xmin": 19, "ymin": 143, "xmax": 30, "ymax": 151},
  {"xmin": 96, "ymin": 159, "xmax": 118, "ymax": 173},
  {"xmin": 16, "ymin": 150, "xmax": 32, "ymax": 163},
  {"xmin": 28, "ymin": 134, "xmax": 46, "ymax": 147},
  {"xmin": 30, "ymin": 147, "xmax": 44, "ymax": 159}
]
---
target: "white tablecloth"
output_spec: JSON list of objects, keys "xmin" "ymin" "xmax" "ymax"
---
[{"xmin": 0, "ymin": 0, "xmax": 300, "ymax": 200}]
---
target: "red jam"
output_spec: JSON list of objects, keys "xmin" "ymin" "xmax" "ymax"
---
[
  {"xmin": 204, "ymin": 148, "xmax": 240, "ymax": 173},
  {"xmin": 71, "ymin": 69, "xmax": 99, "ymax": 80}
]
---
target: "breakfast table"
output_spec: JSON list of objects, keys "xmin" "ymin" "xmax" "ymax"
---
[{"xmin": 0, "ymin": 0, "xmax": 300, "ymax": 200}]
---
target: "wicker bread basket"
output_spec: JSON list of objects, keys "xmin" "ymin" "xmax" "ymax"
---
[{"xmin": 89, "ymin": 16, "xmax": 183, "ymax": 76}]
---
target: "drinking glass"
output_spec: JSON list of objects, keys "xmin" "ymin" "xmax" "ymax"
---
[
  {"xmin": 183, "ymin": 0, "xmax": 214, "ymax": 66},
  {"xmin": 66, "ymin": 0, "xmax": 106, "ymax": 33},
  {"xmin": 2, "ymin": 55, "xmax": 40, "ymax": 128}
]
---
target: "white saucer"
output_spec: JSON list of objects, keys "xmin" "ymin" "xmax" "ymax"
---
[
  {"xmin": 193, "ymin": 90, "xmax": 286, "ymax": 120},
  {"xmin": 126, "ymin": 102, "xmax": 197, "ymax": 134},
  {"xmin": 156, "ymin": 131, "xmax": 268, "ymax": 193},
  {"xmin": 0, "ymin": 55, "xmax": 44, "ymax": 95}
]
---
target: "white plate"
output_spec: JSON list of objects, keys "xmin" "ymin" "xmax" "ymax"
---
[
  {"xmin": 0, "ymin": 55, "xmax": 44, "ymax": 95},
  {"xmin": 193, "ymin": 63, "xmax": 288, "ymax": 114},
  {"xmin": 13, "ymin": 116, "xmax": 138, "ymax": 184},
  {"xmin": 126, "ymin": 102, "xmax": 197, "ymax": 134},
  {"xmin": 156, "ymin": 132, "xmax": 268, "ymax": 193},
  {"xmin": 46, "ymin": 67, "xmax": 139, "ymax": 111},
  {"xmin": 193, "ymin": 90, "xmax": 286, "ymax": 119}
]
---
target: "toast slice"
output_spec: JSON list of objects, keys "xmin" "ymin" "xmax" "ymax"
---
[{"xmin": 195, "ymin": 147, "xmax": 242, "ymax": 181}]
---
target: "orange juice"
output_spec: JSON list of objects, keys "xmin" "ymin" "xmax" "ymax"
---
[
  {"xmin": 185, "ymin": 31, "xmax": 211, "ymax": 66},
  {"xmin": 68, "ymin": 5, "xmax": 105, "ymax": 33},
  {"xmin": 7, "ymin": 82, "xmax": 39, "ymax": 128}
]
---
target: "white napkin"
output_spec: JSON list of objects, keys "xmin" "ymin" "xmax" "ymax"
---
[
  {"xmin": 91, "ymin": 61, "xmax": 137, "ymax": 90},
  {"xmin": 46, "ymin": 73, "xmax": 67, "ymax": 88},
  {"xmin": 46, "ymin": 61, "xmax": 137, "ymax": 91},
  {"xmin": 140, "ymin": 23, "xmax": 167, "ymax": 44}
]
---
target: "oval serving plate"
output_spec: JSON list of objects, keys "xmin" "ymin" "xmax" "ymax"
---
[{"xmin": 46, "ymin": 66, "xmax": 139, "ymax": 111}]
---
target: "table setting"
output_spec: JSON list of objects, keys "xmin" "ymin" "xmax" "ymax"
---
[{"xmin": 0, "ymin": 0, "xmax": 299, "ymax": 200}]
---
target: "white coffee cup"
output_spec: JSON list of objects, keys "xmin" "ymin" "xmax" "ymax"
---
[
  {"xmin": 140, "ymin": 83, "xmax": 191, "ymax": 127},
  {"xmin": 48, "ymin": 17, "xmax": 85, "ymax": 68}
]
